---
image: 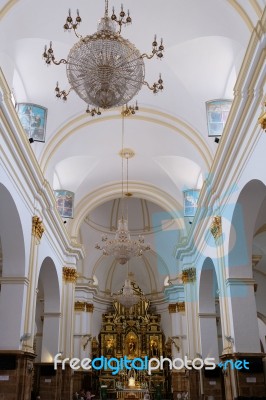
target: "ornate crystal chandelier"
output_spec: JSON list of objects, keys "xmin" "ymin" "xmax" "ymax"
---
[
  {"xmin": 113, "ymin": 270, "xmax": 141, "ymax": 308},
  {"xmin": 42, "ymin": 0, "xmax": 164, "ymax": 115},
  {"xmin": 95, "ymin": 111, "xmax": 150, "ymax": 265},
  {"xmin": 96, "ymin": 216, "xmax": 150, "ymax": 265}
]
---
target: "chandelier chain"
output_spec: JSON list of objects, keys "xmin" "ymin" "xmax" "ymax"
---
[
  {"xmin": 105, "ymin": 0, "xmax": 109, "ymax": 17},
  {"xmin": 121, "ymin": 110, "xmax": 125, "ymax": 218}
]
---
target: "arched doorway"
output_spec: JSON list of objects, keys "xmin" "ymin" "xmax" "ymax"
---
[
  {"xmin": 35, "ymin": 256, "xmax": 61, "ymax": 362},
  {"xmin": 0, "ymin": 183, "xmax": 26, "ymax": 348},
  {"xmin": 198, "ymin": 257, "xmax": 224, "ymax": 400}
]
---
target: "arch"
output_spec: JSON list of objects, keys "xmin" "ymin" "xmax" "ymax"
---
[
  {"xmin": 40, "ymin": 109, "xmax": 213, "ymax": 175},
  {"xmin": 198, "ymin": 257, "xmax": 220, "ymax": 360},
  {"xmin": 0, "ymin": 183, "xmax": 26, "ymax": 349},
  {"xmin": 36, "ymin": 257, "xmax": 61, "ymax": 362},
  {"xmin": 0, "ymin": 183, "xmax": 25, "ymax": 276},
  {"xmin": 70, "ymin": 182, "xmax": 183, "ymax": 240},
  {"xmin": 227, "ymin": 179, "xmax": 266, "ymax": 279},
  {"xmin": 199, "ymin": 257, "xmax": 219, "ymax": 314}
]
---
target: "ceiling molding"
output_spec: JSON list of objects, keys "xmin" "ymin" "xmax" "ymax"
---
[
  {"xmin": 40, "ymin": 108, "xmax": 213, "ymax": 175},
  {"xmin": 69, "ymin": 181, "xmax": 183, "ymax": 240},
  {"xmin": 0, "ymin": 0, "xmax": 18, "ymax": 20},
  {"xmin": 227, "ymin": 0, "xmax": 254, "ymax": 32}
]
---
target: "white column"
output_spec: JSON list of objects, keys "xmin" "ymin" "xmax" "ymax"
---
[
  {"xmin": 0, "ymin": 277, "xmax": 28, "ymax": 349},
  {"xmin": 183, "ymin": 270, "xmax": 200, "ymax": 359},
  {"xmin": 60, "ymin": 267, "xmax": 77, "ymax": 358},
  {"xmin": 199, "ymin": 313, "xmax": 219, "ymax": 360},
  {"xmin": 226, "ymin": 278, "xmax": 260, "ymax": 353},
  {"xmin": 41, "ymin": 312, "xmax": 61, "ymax": 362},
  {"xmin": 169, "ymin": 303, "xmax": 186, "ymax": 358},
  {"xmin": 23, "ymin": 216, "xmax": 44, "ymax": 352},
  {"xmin": 74, "ymin": 302, "xmax": 94, "ymax": 359}
]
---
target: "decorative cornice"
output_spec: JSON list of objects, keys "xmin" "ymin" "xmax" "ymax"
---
[
  {"xmin": 32, "ymin": 216, "xmax": 44, "ymax": 242},
  {"xmin": 168, "ymin": 304, "xmax": 177, "ymax": 313},
  {"xmin": 225, "ymin": 277, "xmax": 255, "ymax": 287},
  {"xmin": 176, "ymin": 301, "xmax": 185, "ymax": 312},
  {"xmin": 182, "ymin": 267, "xmax": 196, "ymax": 283},
  {"xmin": 0, "ymin": 276, "xmax": 30, "ymax": 285},
  {"xmin": 210, "ymin": 216, "xmax": 222, "ymax": 239},
  {"xmin": 62, "ymin": 267, "xmax": 78, "ymax": 283}
]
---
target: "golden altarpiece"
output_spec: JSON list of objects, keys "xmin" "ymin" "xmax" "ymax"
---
[{"xmin": 94, "ymin": 281, "xmax": 172, "ymax": 399}]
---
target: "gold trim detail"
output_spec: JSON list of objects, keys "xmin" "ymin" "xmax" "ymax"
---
[
  {"xmin": 168, "ymin": 304, "xmax": 177, "ymax": 313},
  {"xmin": 210, "ymin": 216, "xmax": 222, "ymax": 239},
  {"xmin": 119, "ymin": 148, "xmax": 135, "ymax": 159},
  {"xmin": 32, "ymin": 216, "xmax": 44, "ymax": 241},
  {"xmin": 176, "ymin": 302, "xmax": 185, "ymax": 312},
  {"xmin": 258, "ymin": 108, "xmax": 266, "ymax": 131},
  {"xmin": 182, "ymin": 268, "xmax": 196, "ymax": 283},
  {"xmin": 86, "ymin": 303, "xmax": 94, "ymax": 313},
  {"xmin": 62, "ymin": 267, "xmax": 78, "ymax": 283},
  {"xmin": 74, "ymin": 301, "xmax": 86, "ymax": 311}
]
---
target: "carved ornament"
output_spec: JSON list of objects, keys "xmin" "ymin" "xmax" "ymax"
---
[
  {"xmin": 168, "ymin": 304, "xmax": 177, "ymax": 313},
  {"xmin": 210, "ymin": 216, "xmax": 222, "ymax": 239},
  {"xmin": 32, "ymin": 216, "xmax": 44, "ymax": 241},
  {"xmin": 182, "ymin": 267, "xmax": 196, "ymax": 283},
  {"xmin": 62, "ymin": 267, "xmax": 78, "ymax": 283},
  {"xmin": 74, "ymin": 301, "xmax": 86, "ymax": 311},
  {"xmin": 176, "ymin": 301, "xmax": 185, "ymax": 312},
  {"xmin": 86, "ymin": 303, "xmax": 94, "ymax": 313}
]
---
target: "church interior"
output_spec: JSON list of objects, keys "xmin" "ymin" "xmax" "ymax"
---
[{"xmin": 0, "ymin": 0, "xmax": 266, "ymax": 399}]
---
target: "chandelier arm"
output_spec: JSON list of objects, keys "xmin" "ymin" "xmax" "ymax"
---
[
  {"xmin": 143, "ymin": 81, "xmax": 156, "ymax": 91},
  {"xmin": 141, "ymin": 53, "xmax": 156, "ymax": 60},
  {"xmin": 73, "ymin": 28, "xmax": 83, "ymax": 40},
  {"xmin": 55, "ymin": 84, "xmax": 72, "ymax": 101},
  {"xmin": 52, "ymin": 58, "xmax": 68, "ymax": 66}
]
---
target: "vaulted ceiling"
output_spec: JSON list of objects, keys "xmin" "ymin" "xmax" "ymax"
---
[{"xmin": 1, "ymin": 0, "xmax": 265, "ymax": 298}]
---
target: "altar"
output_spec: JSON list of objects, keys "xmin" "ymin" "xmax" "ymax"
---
[{"xmin": 116, "ymin": 388, "xmax": 148, "ymax": 399}]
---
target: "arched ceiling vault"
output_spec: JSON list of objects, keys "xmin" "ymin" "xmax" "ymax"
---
[
  {"xmin": 1, "ymin": 0, "xmax": 264, "ymax": 30},
  {"xmin": 1, "ymin": 0, "xmax": 265, "ymax": 301}
]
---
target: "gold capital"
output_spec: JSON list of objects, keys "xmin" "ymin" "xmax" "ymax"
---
[
  {"xmin": 182, "ymin": 267, "xmax": 196, "ymax": 283},
  {"xmin": 168, "ymin": 304, "xmax": 177, "ymax": 313},
  {"xmin": 63, "ymin": 267, "xmax": 78, "ymax": 283},
  {"xmin": 86, "ymin": 303, "xmax": 94, "ymax": 313},
  {"xmin": 258, "ymin": 104, "xmax": 266, "ymax": 131},
  {"xmin": 74, "ymin": 301, "xmax": 86, "ymax": 311},
  {"xmin": 176, "ymin": 301, "xmax": 185, "ymax": 312},
  {"xmin": 210, "ymin": 216, "xmax": 222, "ymax": 239},
  {"xmin": 32, "ymin": 216, "xmax": 44, "ymax": 242}
]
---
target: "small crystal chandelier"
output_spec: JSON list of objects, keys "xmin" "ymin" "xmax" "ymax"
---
[
  {"xmin": 113, "ymin": 269, "xmax": 141, "ymax": 308},
  {"xmin": 42, "ymin": 0, "xmax": 164, "ymax": 115},
  {"xmin": 95, "ymin": 111, "xmax": 150, "ymax": 265}
]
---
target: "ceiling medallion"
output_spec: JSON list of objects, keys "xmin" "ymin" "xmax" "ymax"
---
[{"xmin": 42, "ymin": 0, "xmax": 164, "ymax": 116}]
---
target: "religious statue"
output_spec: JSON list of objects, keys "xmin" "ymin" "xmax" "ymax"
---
[
  {"xmin": 150, "ymin": 339, "xmax": 159, "ymax": 356},
  {"xmin": 128, "ymin": 338, "xmax": 136, "ymax": 354},
  {"xmin": 105, "ymin": 338, "xmax": 114, "ymax": 355}
]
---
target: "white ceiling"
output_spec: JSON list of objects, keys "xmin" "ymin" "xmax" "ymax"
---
[{"xmin": 1, "ymin": 0, "xmax": 265, "ymax": 298}]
